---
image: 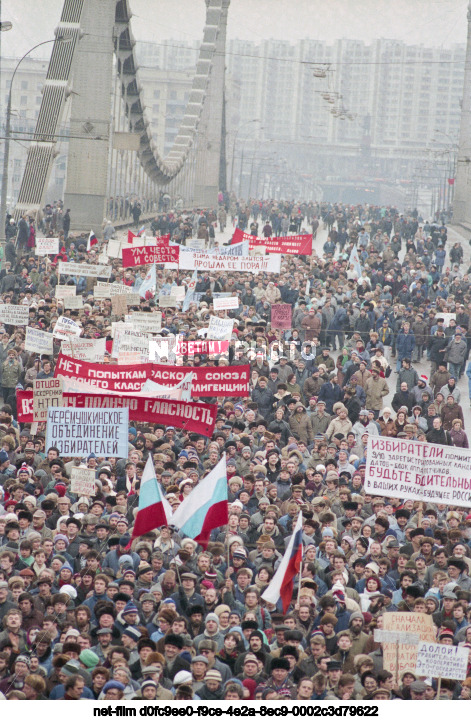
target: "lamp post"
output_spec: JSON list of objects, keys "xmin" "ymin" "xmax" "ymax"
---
[{"xmin": 1, "ymin": 36, "xmax": 70, "ymax": 238}]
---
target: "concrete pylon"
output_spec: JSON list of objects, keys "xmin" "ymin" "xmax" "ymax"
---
[
  {"xmin": 453, "ymin": 2, "xmax": 471, "ymax": 225},
  {"xmin": 193, "ymin": 0, "xmax": 230, "ymax": 208},
  {"xmin": 63, "ymin": 0, "xmax": 116, "ymax": 231}
]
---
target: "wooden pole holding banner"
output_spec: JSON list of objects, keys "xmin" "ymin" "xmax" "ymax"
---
[{"xmin": 436, "ymin": 676, "xmax": 442, "ymax": 699}]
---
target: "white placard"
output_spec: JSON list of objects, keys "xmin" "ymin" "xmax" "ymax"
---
[
  {"xmin": 33, "ymin": 377, "xmax": 63, "ymax": 422},
  {"xmin": 55, "ymin": 286, "xmax": 76, "ymax": 299},
  {"xmin": 35, "ymin": 237, "xmax": 59, "ymax": 256},
  {"xmin": 25, "ymin": 327, "xmax": 54, "ymax": 355},
  {"xmin": 416, "ymin": 641, "xmax": 468, "ymax": 680},
  {"xmin": 70, "ymin": 466, "xmax": 97, "ymax": 496},
  {"xmin": 213, "ymin": 296, "xmax": 239, "ymax": 311},
  {"xmin": 207, "ymin": 315, "xmax": 234, "ymax": 340},
  {"xmin": 63, "ymin": 296, "xmax": 84, "ymax": 310},
  {"xmin": 0, "ymin": 304, "xmax": 30, "ymax": 326},
  {"xmin": 125, "ymin": 312, "xmax": 162, "ymax": 334},
  {"xmin": 158, "ymin": 295, "xmax": 178, "ymax": 308},
  {"xmin": 53, "ymin": 316, "xmax": 82, "ymax": 341},
  {"xmin": 61, "ymin": 338, "xmax": 106, "ymax": 363},
  {"xmin": 58, "ymin": 261, "xmax": 112, "ymax": 278},
  {"xmin": 94, "ymin": 281, "xmax": 135, "ymax": 299}
]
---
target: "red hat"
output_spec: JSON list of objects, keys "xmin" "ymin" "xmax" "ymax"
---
[{"xmin": 419, "ymin": 375, "xmax": 428, "ymax": 383}]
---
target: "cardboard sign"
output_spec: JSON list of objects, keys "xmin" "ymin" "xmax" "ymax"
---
[
  {"xmin": 58, "ymin": 261, "xmax": 112, "ymax": 278},
  {"xmin": 213, "ymin": 296, "xmax": 239, "ymax": 311},
  {"xmin": 33, "ymin": 378, "xmax": 63, "ymax": 422},
  {"xmin": 35, "ymin": 237, "xmax": 59, "ymax": 256},
  {"xmin": 70, "ymin": 466, "xmax": 97, "ymax": 496},
  {"xmin": 53, "ymin": 316, "xmax": 82, "ymax": 341},
  {"xmin": 365, "ymin": 436, "xmax": 471, "ymax": 507},
  {"xmin": 382, "ymin": 613, "xmax": 436, "ymax": 677},
  {"xmin": 55, "ymin": 286, "xmax": 76, "ymax": 299},
  {"xmin": 416, "ymin": 641, "xmax": 469, "ymax": 680},
  {"xmin": 271, "ymin": 304, "xmax": 292, "ymax": 330},
  {"xmin": 61, "ymin": 338, "xmax": 106, "ymax": 363},
  {"xmin": 63, "ymin": 296, "xmax": 84, "ymax": 310},
  {"xmin": 46, "ymin": 407, "xmax": 129, "ymax": 458},
  {"xmin": 25, "ymin": 327, "xmax": 54, "ymax": 355},
  {"xmin": 179, "ymin": 251, "xmax": 281, "ymax": 274},
  {"xmin": 158, "ymin": 295, "xmax": 178, "ymax": 308},
  {"xmin": 111, "ymin": 295, "xmax": 128, "ymax": 316},
  {"xmin": 207, "ymin": 316, "xmax": 234, "ymax": 340},
  {"xmin": 0, "ymin": 304, "xmax": 30, "ymax": 326},
  {"xmin": 122, "ymin": 245, "xmax": 179, "ymax": 267}
]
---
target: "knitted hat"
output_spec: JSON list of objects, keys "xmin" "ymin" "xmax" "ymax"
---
[
  {"xmin": 204, "ymin": 669, "xmax": 222, "ymax": 683},
  {"xmin": 79, "ymin": 649, "xmax": 99, "ymax": 668}
]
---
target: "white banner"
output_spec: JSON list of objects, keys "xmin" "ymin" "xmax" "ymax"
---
[
  {"xmin": 416, "ymin": 641, "xmax": 468, "ymax": 680},
  {"xmin": 0, "ymin": 304, "xmax": 30, "ymax": 326},
  {"xmin": 53, "ymin": 316, "xmax": 82, "ymax": 341},
  {"xmin": 207, "ymin": 315, "xmax": 234, "ymax": 340},
  {"xmin": 178, "ymin": 252, "xmax": 281, "ymax": 273},
  {"xmin": 58, "ymin": 261, "xmax": 112, "ymax": 278},
  {"xmin": 35, "ymin": 237, "xmax": 59, "ymax": 256},
  {"xmin": 213, "ymin": 296, "xmax": 239, "ymax": 311},
  {"xmin": 25, "ymin": 327, "xmax": 54, "ymax": 355},
  {"xmin": 365, "ymin": 436, "xmax": 471, "ymax": 506},
  {"xmin": 61, "ymin": 338, "xmax": 106, "ymax": 363}
]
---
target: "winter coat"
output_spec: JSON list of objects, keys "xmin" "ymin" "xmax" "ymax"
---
[
  {"xmin": 364, "ymin": 376, "xmax": 389, "ymax": 411},
  {"xmin": 325, "ymin": 416, "xmax": 353, "ymax": 439},
  {"xmin": 251, "ymin": 385, "xmax": 275, "ymax": 417},
  {"xmin": 317, "ymin": 381, "xmax": 343, "ymax": 414},
  {"xmin": 441, "ymin": 403, "xmax": 464, "ymax": 431},
  {"xmin": 396, "ymin": 367, "xmax": 418, "ymax": 392},
  {"xmin": 1, "ymin": 359, "xmax": 21, "ymax": 388},
  {"xmin": 289, "ymin": 404, "xmax": 314, "ymax": 444},
  {"xmin": 445, "ymin": 338, "xmax": 468, "ymax": 365},
  {"xmin": 396, "ymin": 330, "xmax": 415, "ymax": 359}
]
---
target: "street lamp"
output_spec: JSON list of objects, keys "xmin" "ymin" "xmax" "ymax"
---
[
  {"xmin": 0, "ymin": 35, "xmax": 71, "ymax": 238},
  {"xmin": 229, "ymin": 119, "xmax": 260, "ymax": 193}
]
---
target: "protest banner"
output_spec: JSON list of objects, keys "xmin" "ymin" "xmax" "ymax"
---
[
  {"xmin": 61, "ymin": 338, "xmax": 106, "ymax": 363},
  {"xmin": 382, "ymin": 612, "xmax": 436, "ymax": 679},
  {"xmin": 54, "ymin": 352, "xmax": 250, "ymax": 396},
  {"xmin": 70, "ymin": 467, "xmax": 97, "ymax": 496},
  {"xmin": 158, "ymin": 295, "xmax": 178, "ymax": 308},
  {"xmin": 53, "ymin": 316, "xmax": 82, "ymax": 341},
  {"xmin": 175, "ymin": 340, "xmax": 229, "ymax": 356},
  {"xmin": 125, "ymin": 293, "xmax": 141, "ymax": 306},
  {"xmin": 207, "ymin": 315, "xmax": 234, "ymax": 340},
  {"xmin": 122, "ymin": 245, "xmax": 179, "ymax": 267},
  {"xmin": 232, "ymin": 227, "xmax": 313, "ymax": 255},
  {"xmin": 112, "ymin": 330, "xmax": 150, "ymax": 360},
  {"xmin": 111, "ymin": 295, "xmax": 128, "ymax": 316},
  {"xmin": 106, "ymin": 239, "xmax": 123, "ymax": 258},
  {"xmin": 25, "ymin": 327, "xmax": 54, "ymax": 355},
  {"xmin": 46, "ymin": 407, "xmax": 129, "ymax": 458},
  {"xmin": 95, "ymin": 281, "xmax": 135, "ymax": 297},
  {"xmin": 365, "ymin": 436, "xmax": 471, "ymax": 507},
  {"xmin": 63, "ymin": 296, "xmax": 84, "ymax": 310},
  {"xmin": 18, "ymin": 390, "xmax": 216, "ymax": 436},
  {"xmin": 178, "ymin": 251, "xmax": 281, "ymax": 273},
  {"xmin": 33, "ymin": 378, "xmax": 63, "ymax": 422},
  {"xmin": 213, "ymin": 296, "xmax": 239, "ymax": 311},
  {"xmin": 0, "ymin": 304, "xmax": 29, "ymax": 326},
  {"xmin": 55, "ymin": 286, "xmax": 76, "ymax": 299},
  {"xmin": 416, "ymin": 641, "xmax": 468, "ymax": 680},
  {"xmin": 35, "ymin": 237, "xmax": 59, "ymax": 256},
  {"xmin": 186, "ymin": 238, "xmax": 206, "ymax": 251},
  {"xmin": 58, "ymin": 261, "xmax": 112, "ymax": 278},
  {"xmin": 271, "ymin": 304, "xmax": 293, "ymax": 330}
]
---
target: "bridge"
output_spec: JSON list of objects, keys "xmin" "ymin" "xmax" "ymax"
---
[{"xmin": 8, "ymin": 0, "xmax": 230, "ymax": 231}]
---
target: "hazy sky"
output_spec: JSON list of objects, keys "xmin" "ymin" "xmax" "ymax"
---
[{"xmin": 1, "ymin": 0, "xmax": 470, "ymax": 60}]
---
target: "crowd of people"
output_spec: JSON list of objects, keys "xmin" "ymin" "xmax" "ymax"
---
[{"xmin": 0, "ymin": 199, "xmax": 469, "ymax": 702}]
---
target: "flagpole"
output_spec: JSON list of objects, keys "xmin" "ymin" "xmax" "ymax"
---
[{"xmin": 296, "ymin": 542, "xmax": 304, "ymax": 606}]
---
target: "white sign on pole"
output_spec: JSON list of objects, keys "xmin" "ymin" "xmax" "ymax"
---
[
  {"xmin": 33, "ymin": 378, "xmax": 63, "ymax": 422},
  {"xmin": 70, "ymin": 466, "xmax": 97, "ymax": 496},
  {"xmin": 213, "ymin": 296, "xmax": 239, "ymax": 311},
  {"xmin": 365, "ymin": 436, "xmax": 471, "ymax": 507},
  {"xmin": 207, "ymin": 315, "xmax": 234, "ymax": 340},
  {"xmin": 416, "ymin": 641, "xmax": 469, "ymax": 680},
  {"xmin": 63, "ymin": 296, "xmax": 84, "ymax": 310},
  {"xmin": 25, "ymin": 327, "xmax": 54, "ymax": 355},
  {"xmin": 0, "ymin": 304, "xmax": 30, "ymax": 326},
  {"xmin": 55, "ymin": 286, "xmax": 76, "ymax": 299},
  {"xmin": 58, "ymin": 261, "xmax": 112, "ymax": 278},
  {"xmin": 35, "ymin": 237, "xmax": 59, "ymax": 256},
  {"xmin": 53, "ymin": 316, "xmax": 82, "ymax": 341}
]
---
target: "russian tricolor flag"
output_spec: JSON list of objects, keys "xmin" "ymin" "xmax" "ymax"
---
[
  {"xmin": 171, "ymin": 455, "xmax": 228, "ymax": 549},
  {"xmin": 262, "ymin": 511, "xmax": 303, "ymax": 612},
  {"xmin": 127, "ymin": 455, "xmax": 173, "ymax": 546},
  {"xmin": 87, "ymin": 230, "xmax": 98, "ymax": 251}
]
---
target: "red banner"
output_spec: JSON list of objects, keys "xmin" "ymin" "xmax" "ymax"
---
[
  {"xmin": 17, "ymin": 390, "xmax": 216, "ymax": 436},
  {"xmin": 122, "ymin": 245, "xmax": 179, "ymax": 267},
  {"xmin": 54, "ymin": 353, "xmax": 249, "ymax": 396},
  {"xmin": 175, "ymin": 340, "xmax": 229, "ymax": 356},
  {"xmin": 231, "ymin": 227, "xmax": 312, "ymax": 255}
]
